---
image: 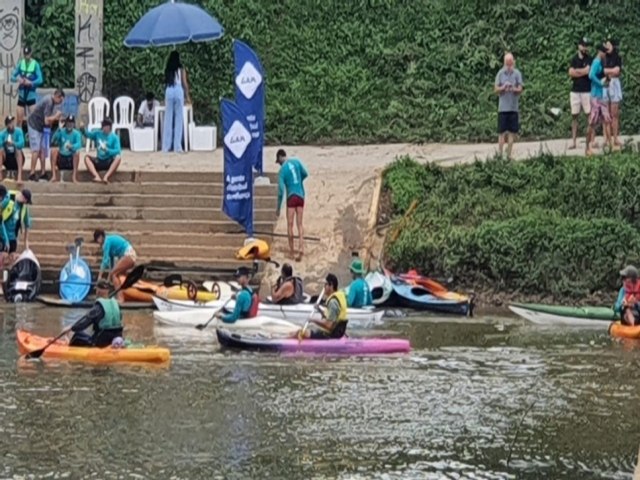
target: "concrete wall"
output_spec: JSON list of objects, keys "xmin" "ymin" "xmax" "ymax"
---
[
  {"xmin": 0, "ymin": 0, "xmax": 23, "ymax": 119},
  {"xmin": 75, "ymin": 0, "xmax": 103, "ymax": 125}
]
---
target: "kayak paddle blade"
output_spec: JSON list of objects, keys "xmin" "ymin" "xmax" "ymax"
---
[
  {"xmin": 120, "ymin": 265, "xmax": 145, "ymax": 291},
  {"xmin": 163, "ymin": 274, "xmax": 182, "ymax": 287}
]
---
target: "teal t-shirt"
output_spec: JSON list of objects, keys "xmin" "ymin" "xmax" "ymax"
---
[
  {"xmin": 221, "ymin": 288, "xmax": 253, "ymax": 323},
  {"xmin": 277, "ymin": 158, "xmax": 308, "ymax": 211},
  {"xmin": 0, "ymin": 128, "xmax": 25, "ymax": 152},
  {"xmin": 53, "ymin": 128, "xmax": 83, "ymax": 156},
  {"xmin": 101, "ymin": 234, "xmax": 132, "ymax": 269},
  {"xmin": 346, "ymin": 277, "xmax": 373, "ymax": 308},
  {"xmin": 85, "ymin": 129, "xmax": 121, "ymax": 161}
]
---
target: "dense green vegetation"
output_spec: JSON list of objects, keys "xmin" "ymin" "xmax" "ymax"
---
[
  {"xmin": 24, "ymin": 0, "xmax": 640, "ymax": 144},
  {"xmin": 383, "ymin": 154, "xmax": 640, "ymax": 298}
]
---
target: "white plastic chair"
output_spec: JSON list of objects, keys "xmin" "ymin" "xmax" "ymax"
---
[
  {"xmin": 86, "ymin": 97, "xmax": 110, "ymax": 152},
  {"xmin": 112, "ymin": 96, "xmax": 135, "ymax": 149}
]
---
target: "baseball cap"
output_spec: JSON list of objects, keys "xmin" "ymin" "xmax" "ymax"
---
[
  {"xmin": 4, "ymin": 115, "xmax": 14, "ymax": 126},
  {"xmin": 101, "ymin": 118, "xmax": 113, "ymax": 128},
  {"xmin": 620, "ymin": 265, "xmax": 639, "ymax": 278},
  {"xmin": 21, "ymin": 189, "xmax": 32, "ymax": 204},
  {"xmin": 234, "ymin": 266, "xmax": 252, "ymax": 277},
  {"xmin": 578, "ymin": 37, "xmax": 591, "ymax": 47},
  {"xmin": 65, "ymin": 115, "xmax": 75, "ymax": 123},
  {"xmin": 23, "ymin": 46, "xmax": 31, "ymax": 55}
]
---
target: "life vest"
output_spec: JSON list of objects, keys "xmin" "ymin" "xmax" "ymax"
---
[
  {"xmin": 96, "ymin": 298, "xmax": 122, "ymax": 330},
  {"xmin": 623, "ymin": 279, "xmax": 640, "ymax": 306},
  {"xmin": 275, "ymin": 276, "xmax": 305, "ymax": 304},
  {"xmin": 327, "ymin": 291, "xmax": 348, "ymax": 322},
  {"xmin": 3, "ymin": 191, "xmax": 28, "ymax": 231},
  {"xmin": 246, "ymin": 288, "xmax": 259, "ymax": 318},
  {"xmin": 236, "ymin": 239, "xmax": 270, "ymax": 261},
  {"xmin": 18, "ymin": 59, "xmax": 37, "ymax": 80}
]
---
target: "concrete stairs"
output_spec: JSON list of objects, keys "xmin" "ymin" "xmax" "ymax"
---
[{"xmin": 11, "ymin": 170, "xmax": 278, "ymax": 289}]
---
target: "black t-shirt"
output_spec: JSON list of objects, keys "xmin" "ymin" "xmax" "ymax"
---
[
  {"xmin": 605, "ymin": 50, "xmax": 622, "ymax": 71},
  {"xmin": 570, "ymin": 53, "xmax": 592, "ymax": 93}
]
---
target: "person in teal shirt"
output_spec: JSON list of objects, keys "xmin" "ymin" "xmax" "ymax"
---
[
  {"xmin": 586, "ymin": 44, "xmax": 612, "ymax": 156},
  {"xmin": 83, "ymin": 118, "xmax": 122, "ymax": 184},
  {"xmin": 216, "ymin": 267, "xmax": 258, "ymax": 323},
  {"xmin": 10, "ymin": 46, "xmax": 43, "ymax": 128},
  {"xmin": 2, "ymin": 189, "xmax": 33, "ymax": 261},
  {"xmin": 0, "ymin": 115, "xmax": 25, "ymax": 181},
  {"xmin": 346, "ymin": 258, "xmax": 372, "ymax": 308},
  {"xmin": 93, "ymin": 229, "xmax": 137, "ymax": 302},
  {"xmin": 51, "ymin": 115, "xmax": 83, "ymax": 183},
  {"xmin": 276, "ymin": 149, "xmax": 309, "ymax": 261}
]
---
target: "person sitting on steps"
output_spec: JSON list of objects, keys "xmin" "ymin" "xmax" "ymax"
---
[
  {"xmin": 216, "ymin": 266, "xmax": 259, "ymax": 323},
  {"xmin": 0, "ymin": 115, "xmax": 25, "ymax": 182},
  {"xmin": 83, "ymin": 118, "xmax": 122, "ymax": 184},
  {"xmin": 62, "ymin": 280, "xmax": 123, "ymax": 347},
  {"xmin": 296, "ymin": 273, "xmax": 348, "ymax": 339},
  {"xmin": 271, "ymin": 263, "xmax": 305, "ymax": 305},
  {"xmin": 615, "ymin": 265, "xmax": 640, "ymax": 326},
  {"xmin": 51, "ymin": 115, "xmax": 82, "ymax": 183}
]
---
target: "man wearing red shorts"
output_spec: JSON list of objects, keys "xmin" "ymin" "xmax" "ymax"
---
[{"xmin": 276, "ymin": 149, "xmax": 308, "ymax": 261}]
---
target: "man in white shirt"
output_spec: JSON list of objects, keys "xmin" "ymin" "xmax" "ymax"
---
[{"xmin": 137, "ymin": 92, "xmax": 159, "ymax": 128}]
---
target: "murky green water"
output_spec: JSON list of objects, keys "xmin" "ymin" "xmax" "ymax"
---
[{"xmin": 0, "ymin": 305, "xmax": 639, "ymax": 479}]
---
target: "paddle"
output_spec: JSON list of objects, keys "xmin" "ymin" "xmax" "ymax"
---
[
  {"xmin": 24, "ymin": 265, "xmax": 145, "ymax": 360},
  {"xmin": 298, "ymin": 289, "xmax": 325, "ymax": 340},
  {"xmin": 195, "ymin": 297, "xmax": 234, "ymax": 331}
]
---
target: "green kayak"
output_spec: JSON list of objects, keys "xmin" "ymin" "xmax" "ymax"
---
[{"xmin": 509, "ymin": 302, "xmax": 618, "ymax": 325}]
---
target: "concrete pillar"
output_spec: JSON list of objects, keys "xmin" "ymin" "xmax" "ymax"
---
[
  {"xmin": 0, "ymin": 0, "xmax": 23, "ymax": 119},
  {"xmin": 74, "ymin": 0, "xmax": 103, "ymax": 125}
]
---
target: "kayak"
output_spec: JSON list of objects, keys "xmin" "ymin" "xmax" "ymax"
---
[
  {"xmin": 5, "ymin": 249, "xmax": 42, "ymax": 303},
  {"xmin": 16, "ymin": 330, "xmax": 170, "ymax": 364},
  {"xmin": 37, "ymin": 294, "xmax": 153, "ymax": 310},
  {"xmin": 119, "ymin": 276, "xmax": 219, "ymax": 303},
  {"xmin": 155, "ymin": 313, "xmax": 299, "ymax": 334},
  {"xmin": 152, "ymin": 297, "xmax": 385, "ymax": 328},
  {"xmin": 609, "ymin": 322, "xmax": 640, "ymax": 339},
  {"xmin": 509, "ymin": 302, "xmax": 617, "ymax": 326},
  {"xmin": 396, "ymin": 269, "xmax": 470, "ymax": 303},
  {"xmin": 344, "ymin": 271, "xmax": 392, "ymax": 306},
  {"xmin": 216, "ymin": 328, "xmax": 411, "ymax": 354},
  {"xmin": 389, "ymin": 279, "xmax": 471, "ymax": 315}
]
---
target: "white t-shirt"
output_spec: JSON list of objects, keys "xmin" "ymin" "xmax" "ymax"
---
[{"xmin": 138, "ymin": 99, "xmax": 159, "ymax": 125}]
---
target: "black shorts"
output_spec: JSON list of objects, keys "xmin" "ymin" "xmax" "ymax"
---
[
  {"xmin": 309, "ymin": 322, "xmax": 347, "ymax": 339},
  {"xmin": 498, "ymin": 111, "xmax": 519, "ymax": 134},
  {"xmin": 17, "ymin": 98, "xmax": 36, "ymax": 108},
  {"xmin": 88, "ymin": 155, "xmax": 115, "ymax": 171},
  {"xmin": 3, "ymin": 150, "xmax": 23, "ymax": 170},
  {"xmin": 1, "ymin": 240, "xmax": 17, "ymax": 254},
  {"xmin": 58, "ymin": 154, "xmax": 75, "ymax": 170}
]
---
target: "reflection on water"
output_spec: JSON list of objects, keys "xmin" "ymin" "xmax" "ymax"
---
[{"xmin": 0, "ymin": 304, "xmax": 638, "ymax": 479}]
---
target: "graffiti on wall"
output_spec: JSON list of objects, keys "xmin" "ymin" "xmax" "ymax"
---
[
  {"xmin": 0, "ymin": 1, "xmax": 22, "ymax": 118},
  {"xmin": 75, "ymin": 0, "xmax": 102, "ymax": 123}
]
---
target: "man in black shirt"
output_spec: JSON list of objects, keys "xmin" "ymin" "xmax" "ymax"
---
[
  {"xmin": 568, "ymin": 37, "xmax": 592, "ymax": 150},
  {"xmin": 604, "ymin": 38, "xmax": 623, "ymax": 150}
]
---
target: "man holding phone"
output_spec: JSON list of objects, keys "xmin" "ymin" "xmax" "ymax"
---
[{"xmin": 494, "ymin": 52, "xmax": 524, "ymax": 160}]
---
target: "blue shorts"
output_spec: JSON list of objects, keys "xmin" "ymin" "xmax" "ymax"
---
[{"xmin": 604, "ymin": 78, "xmax": 623, "ymax": 103}]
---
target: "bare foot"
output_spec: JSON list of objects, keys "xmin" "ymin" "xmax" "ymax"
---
[
  {"xmin": 586, "ymin": 149, "xmax": 595, "ymax": 157},
  {"xmin": 295, "ymin": 253, "xmax": 303, "ymax": 262},
  {"xmin": 92, "ymin": 177, "xmax": 102, "ymax": 183},
  {"xmin": 568, "ymin": 144, "xmax": 576, "ymax": 150},
  {"xmin": 72, "ymin": 177, "xmax": 79, "ymax": 184},
  {"xmin": 102, "ymin": 177, "xmax": 110, "ymax": 184},
  {"xmin": 51, "ymin": 177, "xmax": 59, "ymax": 183}
]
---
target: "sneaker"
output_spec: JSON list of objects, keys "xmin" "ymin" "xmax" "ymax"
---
[
  {"xmin": 27, "ymin": 173, "xmax": 38, "ymax": 182},
  {"xmin": 39, "ymin": 172, "xmax": 50, "ymax": 182}
]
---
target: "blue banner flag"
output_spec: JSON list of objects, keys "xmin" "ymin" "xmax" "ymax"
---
[
  {"xmin": 221, "ymin": 98, "xmax": 254, "ymax": 236},
  {"xmin": 233, "ymin": 39, "xmax": 265, "ymax": 175}
]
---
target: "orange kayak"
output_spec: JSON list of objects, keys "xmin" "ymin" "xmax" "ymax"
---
[
  {"xmin": 16, "ymin": 330, "xmax": 170, "ymax": 364},
  {"xmin": 395, "ymin": 269, "xmax": 470, "ymax": 303},
  {"xmin": 118, "ymin": 276, "xmax": 218, "ymax": 303},
  {"xmin": 609, "ymin": 322, "xmax": 640, "ymax": 339}
]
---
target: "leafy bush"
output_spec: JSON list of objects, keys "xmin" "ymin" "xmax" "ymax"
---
[
  {"xmin": 23, "ymin": 0, "xmax": 640, "ymax": 144},
  {"xmin": 383, "ymin": 154, "xmax": 640, "ymax": 298}
]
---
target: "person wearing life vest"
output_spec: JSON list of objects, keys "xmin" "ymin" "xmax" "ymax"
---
[
  {"xmin": 2, "ymin": 189, "xmax": 32, "ymax": 262},
  {"xmin": 271, "ymin": 263, "xmax": 305, "ymax": 305},
  {"xmin": 62, "ymin": 280, "xmax": 124, "ymax": 347},
  {"xmin": 94, "ymin": 229, "xmax": 137, "ymax": 303},
  {"xmin": 346, "ymin": 258, "xmax": 373, "ymax": 308},
  {"xmin": 10, "ymin": 46, "xmax": 44, "ymax": 129},
  {"xmin": 615, "ymin": 265, "xmax": 640, "ymax": 326},
  {"xmin": 216, "ymin": 266, "xmax": 259, "ymax": 323},
  {"xmin": 298, "ymin": 273, "xmax": 348, "ymax": 339},
  {"xmin": 0, "ymin": 115, "xmax": 26, "ymax": 181}
]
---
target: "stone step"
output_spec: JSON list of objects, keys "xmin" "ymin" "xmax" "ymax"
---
[
  {"xmin": 33, "ymin": 193, "xmax": 276, "ymax": 209},
  {"xmin": 35, "ymin": 253, "xmax": 257, "ymax": 270},
  {"xmin": 31, "ymin": 206, "xmax": 276, "ymax": 221},
  {"xmin": 27, "ymin": 230, "xmax": 270, "ymax": 247},
  {"xmin": 32, "ymin": 218, "xmax": 275, "ymax": 234},
  {"xmin": 13, "ymin": 182, "xmax": 276, "ymax": 196}
]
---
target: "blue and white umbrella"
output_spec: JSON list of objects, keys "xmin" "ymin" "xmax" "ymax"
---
[{"xmin": 124, "ymin": 0, "xmax": 224, "ymax": 47}]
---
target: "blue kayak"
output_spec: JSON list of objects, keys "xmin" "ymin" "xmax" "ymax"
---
[
  {"xmin": 390, "ymin": 280, "xmax": 471, "ymax": 315},
  {"xmin": 59, "ymin": 256, "xmax": 92, "ymax": 303}
]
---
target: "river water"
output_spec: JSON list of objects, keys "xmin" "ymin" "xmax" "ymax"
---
[{"xmin": 0, "ymin": 305, "xmax": 638, "ymax": 479}]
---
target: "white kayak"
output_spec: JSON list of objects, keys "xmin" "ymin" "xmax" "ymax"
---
[
  {"xmin": 153, "ymin": 296, "xmax": 385, "ymax": 328},
  {"xmin": 154, "ymin": 312, "xmax": 300, "ymax": 334}
]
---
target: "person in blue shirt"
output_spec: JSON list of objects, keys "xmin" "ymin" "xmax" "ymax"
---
[
  {"xmin": 51, "ymin": 115, "xmax": 83, "ymax": 183},
  {"xmin": 586, "ymin": 44, "xmax": 612, "ymax": 156},
  {"xmin": 2, "ymin": 189, "xmax": 33, "ymax": 262},
  {"xmin": 0, "ymin": 115, "xmax": 25, "ymax": 182},
  {"xmin": 216, "ymin": 266, "xmax": 258, "ymax": 323},
  {"xmin": 83, "ymin": 118, "xmax": 122, "ymax": 184},
  {"xmin": 93, "ymin": 229, "xmax": 137, "ymax": 302},
  {"xmin": 276, "ymin": 149, "xmax": 309, "ymax": 261},
  {"xmin": 346, "ymin": 258, "xmax": 373, "ymax": 308},
  {"xmin": 10, "ymin": 46, "xmax": 43, "ymax": 128}
]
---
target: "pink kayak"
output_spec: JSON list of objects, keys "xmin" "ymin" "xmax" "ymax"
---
[{"xmin": 216, "ymin": 329, "xmax": 410, "ymax": 355}]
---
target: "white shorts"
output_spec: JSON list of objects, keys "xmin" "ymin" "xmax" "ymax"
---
[
  {"xmin": 604, "ymin": 78, "xmax": 623, "ymax": 103},
  {"xmin": 570, "ymin": 92, "xmax": 591, "ymax": 115},
  {"xmin": 124, "ymin": 246, "xmax": 137, "ymax": 261}
]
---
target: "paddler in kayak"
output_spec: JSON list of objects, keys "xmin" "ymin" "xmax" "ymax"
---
[
  {"xmin": 62, "ymin": 280, "xmax": 124, "ymax": 347},
  {"xmin": 297, "ymin": 273, "xmax": 348, "ymax": 339},
  {"xmin": 615, "ymin": 265, "xmax": 640, "ymax": 326},
  {"xmin": 216, "ymin": 266, "xmax": 259, "ymax": 323},
  {"xmin": 346, "ymin": 258, "xmax": 372, "ymax": 308},
  {"xmin": 93, "ymin": 229, "xmax": 137, "ymax": 302},
  {"xmin": 271, "ymin": 263, "xmax": 305, "ymax": 304}
]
